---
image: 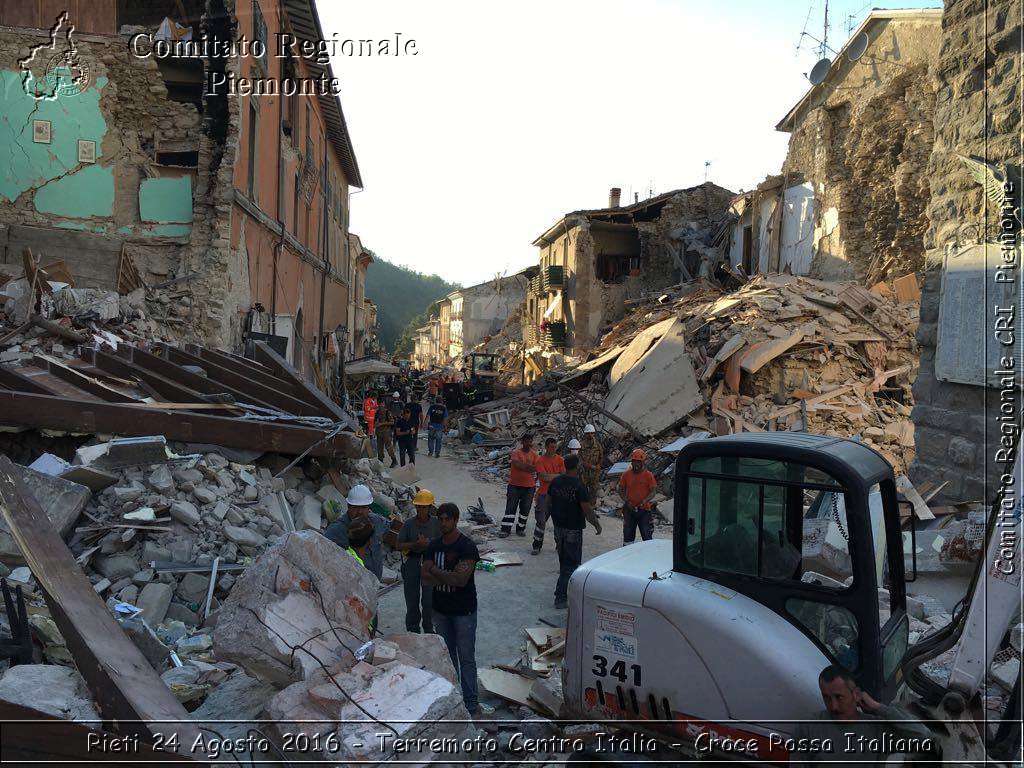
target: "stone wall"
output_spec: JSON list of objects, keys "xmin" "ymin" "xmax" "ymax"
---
[
  {"xmin": 910, "ymin": 0, "xmax": 1022, "ymax": 503},
  {"xmin": 0, "ymin": 21, "xmax": 243, "ymax": 348},
  {"xmin": 781, "ymin": 15, "xmax": 942, "ymax": 282}
]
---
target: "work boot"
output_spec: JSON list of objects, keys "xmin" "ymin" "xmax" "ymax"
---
[
  {"xmin": 515, "ymin": 528, "xmax": 526, "ymax": 537},
  {"xmin": 530, "ymin": 547, "xmax": 540, "ymax": 556},
  {"xmin": 554, "ymin": 597, "xmax": 568, "ymax": 609},
  {"xmin": 497, "ymin": 531, "xmax": 510, "ymax": 539},
  {"xmin": 390, "ymin": 460, "xmax": 398, "ymax": 468}
]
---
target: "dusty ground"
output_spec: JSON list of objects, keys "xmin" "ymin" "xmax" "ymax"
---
[{"xmin": 376, "ymin": 438, "xmax": 627, "ymax": 669}]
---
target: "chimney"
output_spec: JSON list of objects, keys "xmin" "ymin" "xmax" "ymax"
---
[{"xmin": 608, "ymin": 187, "xmax": 621, "ymax": 208}]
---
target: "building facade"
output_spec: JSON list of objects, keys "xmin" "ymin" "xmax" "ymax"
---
[
  {"xmin": 446, "ymin": 274, "xmax": 528, "ymax": 363},
  {"xmin": 732, "ymin": 10, "xmax": 942, "ymax": 282},
  {"xmin": 0, "ymin": 0, "xmax": 368, "ymax": 380},
  {"xmin": 525, "ymin": 185, "xmax": 733, "ymax": 378}
]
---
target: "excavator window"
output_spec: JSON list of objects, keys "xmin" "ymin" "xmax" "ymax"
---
[{"xmin": 684, "ymin": 456, "xmax": 852, "ymax": 586}]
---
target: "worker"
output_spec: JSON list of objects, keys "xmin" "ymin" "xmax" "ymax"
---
[
  {"xmin": 422, "ymin": 503, "xmax": 480, "ymax": 715},
  {"xmin": 499, "ymin": 433, "xmax": 539, "ymax": 538},
  {"xmin": 406, "ymin": 394, "xmax": 424, "ymax": 444},
  {"xmin": 548, "ymin": 454, "xmax": 601, "ymax": 609},
  {"xmin": 567, "ymin": 438, "xmax": 581, "ymax": 456},
  {"xmin": 324, "ymin": 484, "xmax": 389, "ymax": 581},
  {"xmin": 463, "ymin": 379, "xmax": 476, "ymax": 407},
  {"xmin": 395, "ymin": 406, "xmax": 417, "ymax": 466},
  {"xmin": 374, "ymin": 403, "xmax": 398, "ymax": 468},
  {"xmin": 530, "ymin": 437, "xmax": 566, "ymax": 555},
  {"xmin": 425, "ymin": 395, "xmax": 449, "ymax": 458},
  {"xmin": 578, "ymin": 424, "xmax": 604, "ymax": 505},
  {"xmin": 790, "ymin": 665, "xmax": 932, "ymax": 768},
  {"xmin": 396, "ymin": 489, "xmax": 440, "ymax": 633},
  {"xmin": 363, "ymin": 392, "xmax": 379, "ymax": 436},
  {"xmin": 344, "ymin": 516, "xmax": 375, "ymax": 570},
  {"xmin": 618, "ymin": 448, "xmax": 658, "ymax": 544},
  {"xmin": 389, "ymin": 391, "xmax": 404, "ymax": 418}
]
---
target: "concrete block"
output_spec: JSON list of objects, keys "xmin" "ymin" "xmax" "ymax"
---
[
  {"xmin": 95, "ymin": 554, "xmax": 139, "ymax": 581},
  {"xmin": 177, "ymin": 572, "xmax": 210, "ymax": 604},
  {"xmin": 295, "ymin": 496, "xmax": 322, "ymax": 531},
  {"xmin": 170, "ymin": 500, "xmax": 200, "ymax": 526},
  {"xmin": 0, "ymin": 664, "xmax": 99, "ymax": 722},
  {"xmin": 137, "ymin": 582, "xmax": 174, "ymax": 625},
  {"xmin": 0, "ymin": 466, "xmax": 91, "ymax": 563},
  {"xmin": 213, "ymin": 531, "xmax": 378, "ymax": 686}
]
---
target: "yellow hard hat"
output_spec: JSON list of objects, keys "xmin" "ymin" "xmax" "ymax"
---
[{"xmin": 413, "ymin": 489, "xmax": 435, "ymax": 506}]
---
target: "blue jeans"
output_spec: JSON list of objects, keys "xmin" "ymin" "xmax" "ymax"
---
[
  {"xmin": 427, "ymin": 424, "xmax": 444, "ymax": 455},
  {"xmin": 553, "ymin": 526, "xmax": 583, "ymax": 601},
  {"xmin": 433, "ymin": 611, "xmax": 478, "ymax": 714}
]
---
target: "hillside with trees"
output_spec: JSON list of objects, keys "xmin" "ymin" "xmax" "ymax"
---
[{"xmin": 365, "ymin": 258, "xmax": 458, "ymax": 353}]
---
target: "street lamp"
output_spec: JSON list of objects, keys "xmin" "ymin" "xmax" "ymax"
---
[{"xmin": 336, "ymin": 324, "xmax": 350, "ymax": 407}]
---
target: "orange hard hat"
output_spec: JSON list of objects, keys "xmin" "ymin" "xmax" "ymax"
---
[{"xmin": 631, "ymin": 449, "xmax": 646, "ymax": 461}]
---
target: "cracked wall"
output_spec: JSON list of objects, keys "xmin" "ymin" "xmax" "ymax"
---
[
  {"xmin": 0, "ymin": 21, "xmax": 241, "ymax": 347},
  {"xmin": 782, "ymin": 15, "xmax": 941, "ymax": 282}
]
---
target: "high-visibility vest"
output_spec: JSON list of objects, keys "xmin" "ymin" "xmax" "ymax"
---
[{"xmin": 346, "ymin": 547, "xmax": 364, "ymax": 567}]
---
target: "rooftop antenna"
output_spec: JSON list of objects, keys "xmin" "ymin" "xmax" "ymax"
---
[
  {"xmin": 798, "ymin": 0, "xmax": 838, "ymax": 82},
  {"xmin": 704, "ymin": 160, "xmax": 712, "ymax": 184}
]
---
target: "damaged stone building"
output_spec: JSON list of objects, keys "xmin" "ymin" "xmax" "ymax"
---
[
  {"xmin": 525, "ymin": 184, "xmax": 734, "ymax": 379},
  {"xmin": 727, "ymin": 9, "xmax": 942, "ymax": 283},
  {"xmin": 0, "ymin": 0, "xmax": 367, "ymax": 378},
  {"xmin": 910, "ymin": 0, "xmax": 1022, "ymax": 503}
]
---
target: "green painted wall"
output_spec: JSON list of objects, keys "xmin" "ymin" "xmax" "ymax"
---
[
  {"xmin": 139, "ymin": 177, "xmax": 194, "ymax": 223},
  {"xmin": 0, "ymin": 69, "xmax": 109, "ymax": 203},
  {"xmin": 34, "ymin": 163, "xmax": 114, "ymax": 217}
]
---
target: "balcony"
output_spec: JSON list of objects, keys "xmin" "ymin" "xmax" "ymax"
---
[
  {"xmin": 523, "ymin": 324, "xmax": 538, "ymax": 346},
  {"xmin": 528, "ymin": 275, "xmax": 543, "ymax": 294},
  {"xmin": 543, "ymin": 265, "xmax": 565, "ymax": 291},
  {"xmin": 544, "ymin": 321, "xmax": 567, "ymax": 347}
]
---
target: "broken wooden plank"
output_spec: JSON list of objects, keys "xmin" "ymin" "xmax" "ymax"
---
[
  {"xmin": 0, "ymin": 390, "xmax": 362, "ymax": 459},
  {"xmin": 892, "ymin": 273, "xmax": 921, "ymax": 303},
  {"xmin": 0, "ymin": 456, "xmax": 201, "ymax": 746},
  {"xmin": 253, "ymin": 341, "xmax": 356, "ymax": 428},
  {"xmin": 739, "ymin": 331, "xmax": 804, "ymax": 374},
  {"xmin": 895, "ymin": 475, "xmax": 934, "ymax": 521},
  {"xmin": 700, "ymin": 334, "xmax": 746, "ymax": 382},
  {"xmin": 479, "ymin": 667, "xmax": 535, "ymax": 708}
]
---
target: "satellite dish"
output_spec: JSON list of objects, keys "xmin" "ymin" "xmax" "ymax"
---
[
  {"xmin": 808, "ymin": 57, "xmax": 832, "ymax": 85},
  {"xmin": 848, "ymin": 32, "xmax": 869, "ymax": 61}
]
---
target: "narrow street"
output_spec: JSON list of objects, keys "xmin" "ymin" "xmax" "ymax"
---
[{"xmin": 377, "ymin": 437, "xmax": 624, "ymax": 669}]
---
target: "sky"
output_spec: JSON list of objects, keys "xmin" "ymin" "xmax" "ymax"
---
[{"xmin": 320, "ymin": 0, "xmax": 940, "ymax": 286}]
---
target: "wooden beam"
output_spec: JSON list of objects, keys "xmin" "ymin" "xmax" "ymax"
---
[
  {"xmin": 0, "ymin": 365, "xmax": 59, "ymax": 396},
  {"xmin": 0, "ymin": 390, "xmax": 362, "ymax": 458},
  {"xmin": 557, "ymin": 383, "xmax": 646, "ymax": 443},
  {"xmin": 253, "ymin": 341, "xmax": 355, "ymax": 427},
  {"xmin": 0, "ymin": 457, "xmax": 201, "ymax": 747},
  {"xmin": 33, "ymin": 355, "xmax": 138, "ymax": 403},
  {"xmin": 161, "ymin": 344, "xmax": 323, "ymax": 417},
  {"xmin": 86, "ymin": 348, "xmax": 212, "ymax": 404}
]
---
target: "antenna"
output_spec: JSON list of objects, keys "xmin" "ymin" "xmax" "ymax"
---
[
  {"xmin": 820, "ymin": 0, "xmax": 829, "ymax": 59},
  {"xmin": 704, "ymin": 160, "xmax": 712, "ymax": 184}
]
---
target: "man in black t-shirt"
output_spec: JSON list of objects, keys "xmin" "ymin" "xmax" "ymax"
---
[
  {"xmin": 422, "ymin": 502, "xmax": 479, "ymax": 714},
  {"xmin": 547, "ymin": 453, "xmax": 601, "ymax": 608},
  {"xmin": 395, "ymin": 407, "xmax": 416, "ymax": 466},
  {"xmin": 406, "ymin": 397, "xmax": 423, "ymax": 444},
  {"xmin": 425, "ymin": 397, "xmax": 449, "ymax": 458}
]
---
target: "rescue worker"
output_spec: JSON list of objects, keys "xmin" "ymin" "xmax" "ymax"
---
[
  {"xmin": 389, "ymin": 391, "xmax": 404, "ymax": 419},
  {"xmin": 425, "ymin": 395, "xmax": 449, "ymax": 458},
  {"xmin": 395, "ymin": 406, "xmax": 417, "ymax": 466},
  {"xmin": 566, "ymin": 438, "xmax": 581, "ymax": 456},
  {"xmin": 548, "ymin": 453, "xmax": 601, "ymax": 608},
  {"xmin": 618, "ymin": 448, "xmax": 658, "ymax": 544},
  {"xmin": 375, "ymin": 402, "xmax": 398, "ymax": 467},
  {"xmin": 499, "ymin": 433, "xmax": 539, "ymax": 537},
  {"xmin": 531, "ymin": 437, "xmax": 565, "ymax": 554},
  {"xmin": 363, "ymin": 391, "xmax": 379, "ymax": 435},
  {"xmin": 578, "ymin": 424, "xmax": 604, "ymax": 506},
  {"xmin": 345, "ymin": 516, "xmax": 375, "ymax": 570},
  {"xmin": 324, "ymin": 484, "xmax": 389, "ymax": 580},
  {"xmin": 396, "ymin": 489, "xmax": 441, "ymax": 632}
]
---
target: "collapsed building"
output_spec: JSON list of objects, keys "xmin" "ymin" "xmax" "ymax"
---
[
  {"xmin": 523, "ymin": 183, "xmax": 735, "ymax": 380},
  {"xmin": 727, "ymin": 9, "xmax": 942, "ymax": 283},
  {"xmin": 0, "ymin": 0, "xmax": 366, "ymax": 385}
]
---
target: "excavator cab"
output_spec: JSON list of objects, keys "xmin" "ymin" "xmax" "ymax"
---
[{"xmin": 674, "ymin": 433, "xmax": 910, "ymax": 701}]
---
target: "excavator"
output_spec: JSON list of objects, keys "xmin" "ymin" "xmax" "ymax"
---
[{"xmin": 564, "ymin": 432, "xmax": 1021, "ymax": 764}]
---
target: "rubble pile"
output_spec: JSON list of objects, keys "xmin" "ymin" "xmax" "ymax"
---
[{"xmin": 1, "ymin": 254, "xmax": 195, "ymax": 357}]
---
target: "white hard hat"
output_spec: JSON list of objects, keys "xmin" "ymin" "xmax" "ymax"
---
[
  {"xmin": 392, "ymin": 391, "xmax": 400, "ymax": 398},
  {"xmin": 568, "ymin": 438, "xmax": 582, "ymax": 449},
  {"xmin": 583, "ymin": 424, "xmax": 596, "ymax": 434},
  {"xmin": 346, "ymin": 484, "xmax": 374, "ymax": 507}
]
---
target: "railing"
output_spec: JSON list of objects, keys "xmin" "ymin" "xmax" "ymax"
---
[
  {"xmin": 528, "ymin": 275, "xmax": 543, "ymax": 294},
  {"xmin": 544, "ymin": 321, "xmax": 567, "ymax": 347},
  {"xmin": 543, "ymin": 265, "xmax": 565, "ymax": 291}
]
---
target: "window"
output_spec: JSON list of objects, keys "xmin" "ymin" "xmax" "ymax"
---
[
  {"xmin": 282, "ymin": 53, "xmax": 298, "ymax": 144},
  {"xmin": 247, "ymin": 100, "xmax": 259, "ymax": 198},
  {"xmin": 787, "ymin": 598, "xmax": 860, "ymax": 671},
  {"xmin": 252, "ymin": 0, "xmax": 268, "ymax": 71},
  {"xmin": 684, "ymin": 457, "xmax": 852, "ymax": 587}
]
